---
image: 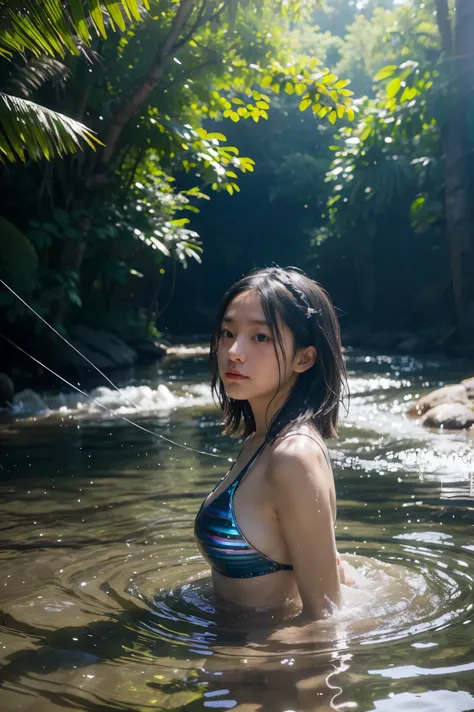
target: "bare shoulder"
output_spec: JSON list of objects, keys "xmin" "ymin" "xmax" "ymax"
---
[{"xmin": 266, "ymin": 429, "xmax": 331, "ymax": 489}]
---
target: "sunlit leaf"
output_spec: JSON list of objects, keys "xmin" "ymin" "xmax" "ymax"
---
[
  {"xmin": 386, "ymin": 77, "xmax": 402, "ymax": 100},
  {"xmin": 0, "ymin": 0, "xmax": 147, "ymax": 57},
  {"xmin": 171, "ymin": 218, "xmax": 190, "ymax": 227},
  {"xmin": 299, "ymin": 97, "xmax": 311, "ymax": 111},
  {"xmin": 374, "ymin": 65, "xmax": 398, "ymax": 82},
  {"xmin": 361, "ymin": 125, "xmax": 372, "ymax": 141},
  {"xmin": 333, "ymin": 79, "xmax": 351, "ymax": 89},
  {"xmin": 0, "ymin": 92, "xmax": 101, "ymax": 163}
]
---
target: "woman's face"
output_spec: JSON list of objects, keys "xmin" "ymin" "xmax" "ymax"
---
[{"xmin": 217, "ymin": 290, "xmax": 297, "ymax": 402}]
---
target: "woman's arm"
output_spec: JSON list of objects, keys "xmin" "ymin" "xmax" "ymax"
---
[{"xmin": 269, "ymin": 436, "xmax": 341, "ymax": 621}]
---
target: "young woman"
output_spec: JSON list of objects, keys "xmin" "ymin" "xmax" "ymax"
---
[{"xmin": 195, "ymin": 266, "xmax": 351, "ymax": 623}]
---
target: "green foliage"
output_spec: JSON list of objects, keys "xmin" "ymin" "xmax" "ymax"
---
[
  {"xmin": 335, "ymin": 2, "xmax": 439, "ymax": 97},
  {"xmin": 0, "ymin": 0, "xmax": 148, "ymax": 58},
  {"xmin": 0, "ymin": 92, "xmax": 101, "ymax": 162},
  {"xmin": 6, "ymin": 56, "xmax": 71, "ymax": 97},
  {"xmin": 0, "ymin": 0, "xmax": 147, "ymax": 163},
  {"xmin": 317, "ymin": 0, "xmax": 444, "ymax": 249},
  {"xmin": 0, "ymin": 0, "xmax": 356, "ymax": 337},
  {"xmin": 322, "ymin": 76, "xmax": 440, "ymax": 242}
]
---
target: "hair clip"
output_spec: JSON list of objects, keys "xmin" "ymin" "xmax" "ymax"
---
[{"xmin": 306, "ymin": 307, "xmax": 317, "ymax": 318}]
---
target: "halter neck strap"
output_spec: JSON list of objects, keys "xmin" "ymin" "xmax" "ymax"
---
[{"xmin": 233, "ymin": 440, "xmax": 267, "ymax": 486}]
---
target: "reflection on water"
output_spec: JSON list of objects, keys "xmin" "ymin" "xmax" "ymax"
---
[{"xmin": 0, "ymin": 349, "xmax": 473, "ymax": 711}]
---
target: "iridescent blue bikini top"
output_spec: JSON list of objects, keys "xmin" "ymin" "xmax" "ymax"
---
[{"xmin": 194, "ymin": 440, "xmax": 294, "ymax": 579}]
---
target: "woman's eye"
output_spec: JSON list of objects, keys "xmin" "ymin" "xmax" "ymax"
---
[
  {"xmin": 254, "ymin": 333, "xmax": 270, "ymax": 343},
  {"xmin": 220, "ymin": 329, "xmax": 233, "ymax": 339}
]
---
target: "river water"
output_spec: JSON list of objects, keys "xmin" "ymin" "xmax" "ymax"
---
[{"xmin": 1, "ymin": 348, "xmax": 473, "ymax": 712}]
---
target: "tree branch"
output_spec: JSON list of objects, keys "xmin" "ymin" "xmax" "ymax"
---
[
  {"xmin": 101, "ymin": 0, "xmax": 195, "ymax": 166},
  {"xmin": 435, "ymin": 0, "xmax": 453, "ymax": 54},
  {"xmin": 173, "ymin": 0, "xmax": 209, "ymax": 52}
]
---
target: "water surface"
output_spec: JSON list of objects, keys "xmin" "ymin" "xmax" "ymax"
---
[{"xmin": 1, "ymin": 349, "xmax": 473, "ymax": 711}]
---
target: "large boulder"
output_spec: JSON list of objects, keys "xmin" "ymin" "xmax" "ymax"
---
[
  {"xmin": 421, "ymin": 403, "xmax": 474, "ymax": 430},
  {"xmin": 71, "ymin": 326, "xmax": 137, "ymax": 367},
  {"xmin": 51, "ymin": 338, "xmax": 115, "ymax": 372},
  {"xmin": 131, "ymin": 339, "xmax": 168, "ymax": 364},
  {"xmin": 461, "ymin": 376, "xmax": 474, "ymax": 399},
  {"xmin": 70, "ymin": 341, "xmax": 116, "ymax": 370},
  {"xmin": 408, "ymin": 384, "xmax": 469, "ymax": 417}
]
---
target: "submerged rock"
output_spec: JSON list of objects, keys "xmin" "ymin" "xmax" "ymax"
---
[
  {"xmin": 408, "ymin": 384, "xmax": 469, "ymax": 417},
  {"xmin": 13, "ymin": 388, "xmax": 48, "ymax": 413},
  {"xmin": 421, "ymin": 403, "xmax": 474, "ymax": 430}
]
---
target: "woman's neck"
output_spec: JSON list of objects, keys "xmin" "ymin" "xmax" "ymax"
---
[{"xmin": 248, "ymin": 381, "xmax": 295, "ymax": 438}]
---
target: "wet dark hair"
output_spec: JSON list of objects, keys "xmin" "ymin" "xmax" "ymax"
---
[{"xmin": 209, "ymin": 266, "xmax": 348, "ymax": 442}]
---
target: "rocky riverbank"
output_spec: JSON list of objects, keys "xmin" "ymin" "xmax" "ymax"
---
[
  {"xmin": 409, "ymin": 377, "xmax": 474, "ymax": 430},
  {"xmin": 0, "ymin": 325, "xmax": 170, "ymax": 420}
]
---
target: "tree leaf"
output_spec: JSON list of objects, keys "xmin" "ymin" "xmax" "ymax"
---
[
  {"xmin": 321, "ymin": 73, "xmax": 338, "ymax": 85},
  {"xmin": 374, "ymin": 65, "xmax": 399, "ymax": 82},
  {"xmin": 386, "ymin": 76, "xmax": 402, "ymax": 100},
  {"xmin": 334, "ymin": 79, "xmax": 351, "ymax": 89},
  {"xmin": 171, "ymin": 218, "xmax": 190, "ymax": 227},
  {"xmin": 0, "ymin": 92, "xmax": 101, "ymax": 163},
  {"xmin": 0, "ymin": 0, "xmax": 147, "ymax": 57},
  {"xmin": 299, "ymin": 97, "xmax": 311, "ymax": 112}
]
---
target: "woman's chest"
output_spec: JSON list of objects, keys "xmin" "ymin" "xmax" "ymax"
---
[{"xmin": 231, "ymin": 468, "xmax": 279, "ymax": 545}]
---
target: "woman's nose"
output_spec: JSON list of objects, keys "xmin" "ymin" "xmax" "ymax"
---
[{"xmin": 228, "ymin": 338, "xmax": 246, "ymax": 362}]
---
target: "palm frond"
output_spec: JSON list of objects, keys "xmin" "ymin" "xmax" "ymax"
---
[
  {"xmin": 0, "ymin": 91, "xmax": 101, "ymax": 162},
  {"xmin": 0, "ymin": 0, "xmax": 149, "ymax": 59},
  {"xmin": 7, "ymin": 56, "xmax": 71, "ymax": 97}
]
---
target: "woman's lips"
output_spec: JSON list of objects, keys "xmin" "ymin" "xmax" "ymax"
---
[{"xmin": 225, "ymin": 372, "xmax": 249, "ymax": 380}]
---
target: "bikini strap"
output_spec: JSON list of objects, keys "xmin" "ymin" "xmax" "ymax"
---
[
  {"xmin": 233, "ymin": 440, "xmax": 267, "ymax": 486},
  {"xmin": 232, "ymin": 434, "xmax": 330, "ymax": 488},
  {"xmin": 314, "ymin": 439, "xmax": 332, "ymax": 470}
]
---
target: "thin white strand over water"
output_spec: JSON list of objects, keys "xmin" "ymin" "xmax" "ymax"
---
[{"xmin": 0, "ymin": 278, "xmax": 225, "ymax": 459}]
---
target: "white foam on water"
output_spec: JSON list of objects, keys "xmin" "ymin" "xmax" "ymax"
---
[{"xmin": 12, "ymin": 382, "xmax": 214, "ymax": 418}]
